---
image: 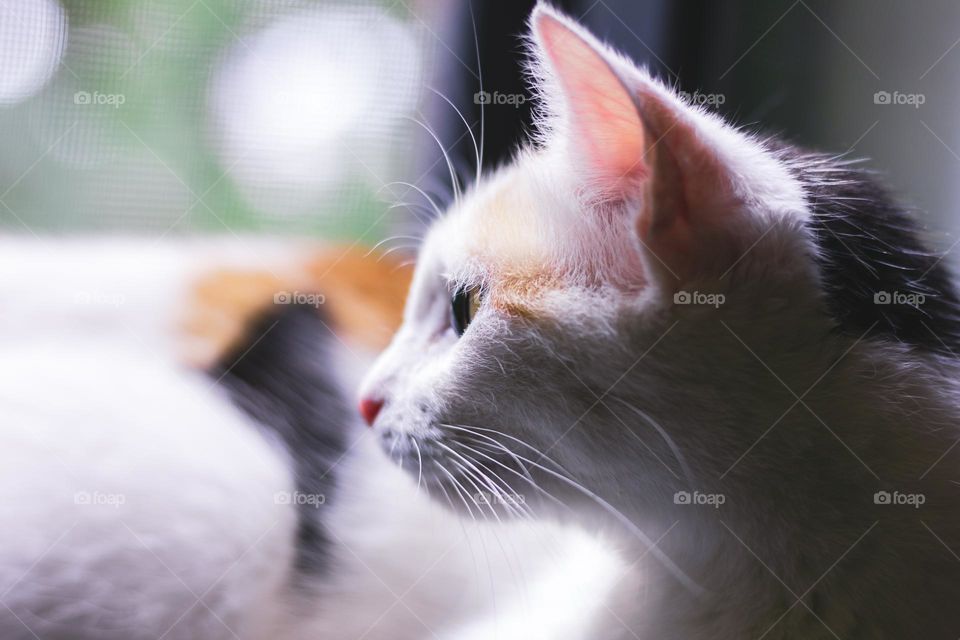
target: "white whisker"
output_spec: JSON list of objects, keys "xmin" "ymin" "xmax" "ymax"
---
[
  {"xmin": 376, "ymin": 244, "xmax": 419, "ymax": 262},
  {"xmin": 407, "ymin": 116, "xmax": 462, "ymax": 204},
  {"xmin": 434, "ymin": 460, "xmax": 477, "ymax": 523},
  {"xmin": 440, "ymin": 441, "xmax": 530, "ymax": 521},
  {"xmin": 387, "ymin": 201, "xmax": 434, "ymax": 226},
  {"xmin": 435, "ymin": 425, "xmax": 703, "ymax": 595},
  {"xmin": 381, "ymin": 181, "xmax": 444, "ymax": 218},
  {"xmin": 411, "ymin": 437, "xmax": 423, "ymax": 493},
  {"xmin": 429, "ymin": 87, "xmax": 481, "ymax": 188},
  {"xmin": 448, "ymin": 457, "xmax": 500, "ymax": 524},
  {"xmin": 497, "ymin": 446, "xmax": 704, "ymax": 597},
  {"xmin": 443, "ymin": 423, "xmax": 573, "ymax": 476},
  {"xmin": 452, "ymin": 438, "xmax": 562, "ymax": 515},
  {"xmin": 610, "ymin": 396, "xmax": 695, "ymax": 488},
  {"xmin": 363, "ymin": 234, "xmax": 421, "ymax": 257},
  {"xmin": 469, "ymin": 2, "xmax": 484, "ymax": 175},
  {"xmin": 391, "ymin": 259, "xmax": 417, "ymax": 273}
]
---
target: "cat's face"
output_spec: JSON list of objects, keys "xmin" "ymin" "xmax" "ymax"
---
[{"xmin": 359, "ymin": 5, "xmax": 824, "ymax": 516}]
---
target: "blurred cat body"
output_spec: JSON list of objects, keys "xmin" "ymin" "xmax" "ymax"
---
[{"xmin": 0, "ymin": 237, "xmax": 623, "ymax": 640}]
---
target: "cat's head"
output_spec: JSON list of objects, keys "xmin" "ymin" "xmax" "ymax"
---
[{"xmin": 357, "ymin": 5, "xmax": 849, "ymax": 516}]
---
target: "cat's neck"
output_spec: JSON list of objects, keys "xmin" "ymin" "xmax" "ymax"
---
[{"xmin": 571, "ymin": 321, "xmax": 960, "ymax": 639}]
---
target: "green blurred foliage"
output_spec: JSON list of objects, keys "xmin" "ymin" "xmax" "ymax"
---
[{"xmin": 0, "ymin": 0, "xmax": 408, "ymax": 239}]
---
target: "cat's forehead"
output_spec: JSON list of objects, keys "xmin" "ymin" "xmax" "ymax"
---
[{"xmin": 427, "ymin": 157, "xmax": 576, "ymax": 309}]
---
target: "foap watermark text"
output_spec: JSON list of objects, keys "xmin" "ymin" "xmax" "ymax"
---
[
  {"xmin": 679, "ymin": 90, "xmax": 726, "ymax": 108},
  {"xmin": 274, "ymin": 491, "xmax": 326, "ymax": 508},
  {"xmin": 74, "ymin": 91, "xmax": 126, "ymax": 108},
  {"xmin": 473, "ymin": 491, "xmax": 525, "ymax": 506},
  {"xmin": 674, "ymin": 490, "xmax": 726, "ymax": 509},
  {"xmin": 873, "ymin": 90, "xmax": 925, "ymax": 108},
  {"xmin": 474, "ymin": 90, "xmax": 527, "ymax": 108},
  {"xmin": 874, "ymin": 490, "xmax": 925, "ymax": 509},
  {"xmin": 674, "ymin": 290, "xmax": 725, "ymax": 308},
  {"xmin": 274, "ymin": 291, "xmax": 326, "ymax": 308},
  {"xmin": 873, "ymin": 290, "xmax": 925, "ymax": 307},
  {"xmin": 74, "ymin": 491, "xmax": 126, "ymax": 508}
]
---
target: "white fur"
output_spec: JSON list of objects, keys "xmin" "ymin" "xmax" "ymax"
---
[
  {"xmin": 361, "ymin": 5, "xmax": 960, "ymax": 638},
  {"xmin": 0, "ymin": 235, "xmax": 625, "ymax": 639}
]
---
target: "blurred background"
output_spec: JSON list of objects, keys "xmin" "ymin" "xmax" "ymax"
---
[{"xmin": 1, "ymin": 0, "xmax": 958, "ymax": 264}]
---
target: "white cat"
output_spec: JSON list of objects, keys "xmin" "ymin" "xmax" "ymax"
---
[
  {"xmin": 5, "ymin": 4, "xmax": 959, "ymax": 638},
  {"xmin": 359, "ymin": 5, "xmax": 960, "ymax": 638}
]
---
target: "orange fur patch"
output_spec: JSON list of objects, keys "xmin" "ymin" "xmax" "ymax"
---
[
  {"xmin": 487, "ymin": 270, "xmax": 559, "ymax": 318},
  {"xmin": 466, "ymin": 173, "xmax": 561, "ymax": 313},
  {"xmin": 182, "ymin": 246, "xmax": 413, "ymax": 369},
  {"xmin": 302, "ymin": 248, "xmax": 413, "ymax": 350}
]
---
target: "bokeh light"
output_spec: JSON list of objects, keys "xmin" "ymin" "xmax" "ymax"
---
[
  {"xmin": 208, "ymin": 5, "xmax": 422, "ymax": 218},
  {"xmin": 0, "ymin": 0, "xmax": 67, "ymax": 105}
]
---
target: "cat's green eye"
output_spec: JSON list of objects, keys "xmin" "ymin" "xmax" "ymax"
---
[{"xmin": 451, "ymin": 287, "xmax": 482, "ymax": 336}]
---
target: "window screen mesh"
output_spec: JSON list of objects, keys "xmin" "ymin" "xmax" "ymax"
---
[{"xmin": 0, "ymin": 0, "xmax": 432, "ymax": 239}]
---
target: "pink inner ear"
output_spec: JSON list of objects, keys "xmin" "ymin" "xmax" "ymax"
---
[{"xmin": 535, "ymin": 12, "xmax": 647, "ymax": 185}]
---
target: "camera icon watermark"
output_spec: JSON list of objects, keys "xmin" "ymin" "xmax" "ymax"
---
[
  {"xmin": 73, "ymin": 290, "xmax": 126, "ymax": 308},
  {"xmin": 273, "ymin": 291, "xmax": 326, "ymax": 308},
  {"xmin": 274, "ymin": 491, "xmax": 326, "ymax": 508},
  {"xmin": 873, "ymin": 290, "xmax": 925, "ymax": 308},
  {"xmin": 474, "ymin": 90, "xmax": 527, "ymax": 108},
  {"xmin": 74, "ymin": 490, "xmax": 126, "ymax": 508},
  {"xmin": 473, "ymin": 491, "xmax": 525, "ymax": 506},
  {"xmin": 674, "ymin": 290, "xmax": 725, "ymax": 308},
  {"xmin": 873, "ymin": 490, "xmax": 925, "ymax": 509},
  {"xmin": 673, "ymin": 490, "xmax": 726, "ymax": 509},
  {"xmin": 74, "ymin": 90, "xmax": 126, "ymax": 109},
  {"xmin": 679, "ymin": 90, "xmax": 726, "ymax": 108},
  {"xmin": 873, "ymin": 90, "xmax": 925, "ymax": 109}
]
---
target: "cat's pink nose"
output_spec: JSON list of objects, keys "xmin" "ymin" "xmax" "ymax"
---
[{"xmin": 359, "ymin": 398, "xmax": 384, "ymax": 427}]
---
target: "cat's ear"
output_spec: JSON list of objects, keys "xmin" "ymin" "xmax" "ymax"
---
[
  {"xmin": 530, "ymin": 6, "xmax": 647, "ymax": 193},
  {"xmin": 531, "ymin": 6, "xmax": 757, "ymax": 284}
]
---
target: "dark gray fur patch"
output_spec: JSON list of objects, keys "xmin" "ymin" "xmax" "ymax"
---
[
  {"xmin": 212, "ymin": 304, "xmax": 355, "ymax": 576},
  {"xmin": 778, "ymin": 145, "xmax": 960, "ymax": 355}
]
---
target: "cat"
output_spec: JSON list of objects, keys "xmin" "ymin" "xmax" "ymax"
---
[
  {"xmin": 0, "ymin": 237, "xmax": 621, "ymax": 639},
  {"xmin": 358, "ymin": 4, "xmax": 960, "ymax": 638}
]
